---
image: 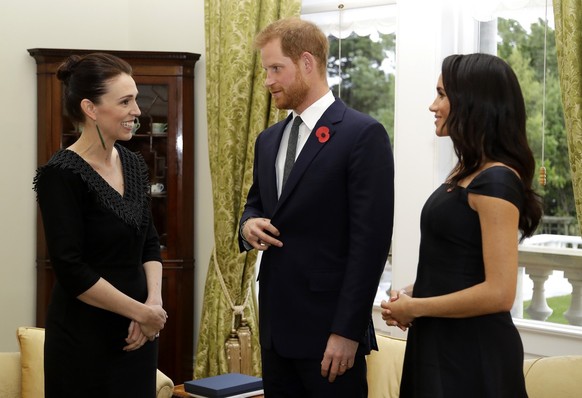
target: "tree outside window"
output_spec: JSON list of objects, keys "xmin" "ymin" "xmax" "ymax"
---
[
  {"xmin": 327, "ymin": 32, "xmax": 396, "ymax": 143},
  {"xmin": 497, "ymin": 17, "xmax": 577, "ymax": 236}
]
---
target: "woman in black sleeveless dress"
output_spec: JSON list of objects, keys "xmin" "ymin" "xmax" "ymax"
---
[
  {"xmin": 382, "ymin": 53, "xmax": 542, "ymax": 397},
  {"xmin": 34, "ymin": 53, "xmax": 168, "ymax": 398}
]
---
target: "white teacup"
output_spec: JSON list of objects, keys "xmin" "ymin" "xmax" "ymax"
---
[
  {"xmin": 152, "ymin": 123, "xmax": 168, "ymax": 135},
  {"xmin": 150, "ymin": 183, "xmax": 165, "ymax": 194}
]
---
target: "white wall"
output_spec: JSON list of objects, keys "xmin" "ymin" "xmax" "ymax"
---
[
  {"xmin": 390, "ymin": 0, "xmax": 484, "ymax": 293},
  {"xmin": 0, "ymin": 0, "xmax": 214, "ymax": 353}
]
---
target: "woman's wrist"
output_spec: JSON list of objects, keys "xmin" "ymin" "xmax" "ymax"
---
[
  {"xmin": 401, "ymin": 284, "xmax": 413, "ymax": 297},
  {"xmin": 132, "ymin": 302, "xmax": 151, "ymax": 324},
  {"xmin": 145, "ymin": 294, "xmax": 163, "ymax": 307}
]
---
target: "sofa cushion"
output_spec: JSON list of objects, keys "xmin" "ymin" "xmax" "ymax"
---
[
  {"xmin": 367, "ymin": 333, "xmax": 582, "ymax": 398},
  {"xmin": 0, "ymin": 352, "xmax": 21, "ymax": 398},
  {"xmin": 366, "ymin": 334, "xmax": 406, "ymax": 398},
  {"xmin": 16, "ymin": 326, "xmax": 45, "ymax": 398},
  {"xmin": 14, "ymin": 326, "xmax": 175, "ymax": 398},
  {"xmin": 524, "ymin": 355, "xmax": 582, "ymax": 398}
]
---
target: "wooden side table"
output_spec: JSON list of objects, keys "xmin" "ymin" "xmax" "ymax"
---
[{"xmin": 172, "ymin": 384, "xmax": 264, "ymax": 398}]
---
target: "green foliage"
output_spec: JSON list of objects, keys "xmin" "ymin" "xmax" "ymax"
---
[
  {"xmin": 327, "ymin": 19, "xmax": 574, "ymax": 220},
  {"xmin": 498, "ymin": 18, "xmax": 574, "ymax": 218},
  {"xmin": 327, "ymin": 32, "xmax": 396, "ymax": 143}
]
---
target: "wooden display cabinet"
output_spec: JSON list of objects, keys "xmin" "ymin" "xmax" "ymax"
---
[{"xmin": 28, "ymin": 48, "xmax": 200, "ymax": 384}]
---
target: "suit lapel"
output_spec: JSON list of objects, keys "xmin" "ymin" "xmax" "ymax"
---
[{"xmin": 274, "ymin": 99, "xmax": 346, "ymax": 213}]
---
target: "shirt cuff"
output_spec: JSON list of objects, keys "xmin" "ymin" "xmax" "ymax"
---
[{"xmin": 240, "ymin": 218, "xmax": 253, "ymax": 251}]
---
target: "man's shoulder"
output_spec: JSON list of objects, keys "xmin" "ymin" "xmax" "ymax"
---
[
  {"xmin": 342, "ymin": 105, "xmax": 379, "ymax": 123},
  {"xmin": 324, "ymin": 99, "xmax": 377, "ymax": 123},
  {"xmin": 259, "ymin": 116, "xmax": 290, "ymax": 138}
]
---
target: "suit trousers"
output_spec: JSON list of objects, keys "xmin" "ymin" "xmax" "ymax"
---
[{"xmin": 261, "ymin": 345, "xmax": 368, "ymax": 398}]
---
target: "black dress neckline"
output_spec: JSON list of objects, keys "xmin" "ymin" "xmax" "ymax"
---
[{"xmin": 34, "ymin": 143, "xmax": 150, "ymax": 231}]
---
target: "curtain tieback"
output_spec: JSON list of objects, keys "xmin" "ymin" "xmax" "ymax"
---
[{"xmin": 213, "ymin": 245, "xmax": 254, "ymax": 374}]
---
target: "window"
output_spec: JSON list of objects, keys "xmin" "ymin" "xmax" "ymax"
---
[
  {"xmin": 479, "ymin": 5, "xmax": 580, "ymax": 331},
  {"xmin": 302, "ymin": 2, "xmax": 582, "ymax": 353},
  {"xmin": 302, "ymin": 1, "xmax": 397, "ymax": 305}
]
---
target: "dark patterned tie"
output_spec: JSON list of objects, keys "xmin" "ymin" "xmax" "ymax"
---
[{"xmin": 282, "ymin": 116, "xmax": 303, "ymax": 189}]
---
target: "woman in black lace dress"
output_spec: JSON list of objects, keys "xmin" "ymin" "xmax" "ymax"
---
[
  {"xmin": 381, "ymin": 54, "xmax": 543, "ymax": 397},
  {"xmin": 34, "ymin": 53, "xmax": 168, "ymax": 398}
]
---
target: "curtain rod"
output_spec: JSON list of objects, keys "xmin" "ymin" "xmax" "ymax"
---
[{"xmin": 301, "ymin": 0, "xmax": 396, "ymax": 15}]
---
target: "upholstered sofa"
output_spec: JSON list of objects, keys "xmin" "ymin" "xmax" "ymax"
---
[
  {"xmin": 0, "ymin": 327, "xmax": 174, "ymax": 398},
  {"xmin": 366, "ymin": 333, "xmax": 582, "ymax": 398}
]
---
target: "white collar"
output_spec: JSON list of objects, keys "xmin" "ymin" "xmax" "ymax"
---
[{"xmin": 292, "ymin": 90, "xmax": 335, "ymax": 131}]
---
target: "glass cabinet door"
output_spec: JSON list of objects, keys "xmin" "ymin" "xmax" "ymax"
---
[{"xmin": 132, "ymin": 83, "xmax": 170, "ymax": 252}]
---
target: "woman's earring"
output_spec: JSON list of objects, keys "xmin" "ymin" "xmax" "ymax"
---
[
  {"xmin": 131, "ymin": 117, "xmax": 141, "ymax": 135},
  {"xmin": 95, "ymin": 121, "xmax": 106, "ymax": 150}
]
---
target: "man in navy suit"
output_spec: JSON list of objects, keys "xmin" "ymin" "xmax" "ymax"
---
[{"xmin": 239, "ymin": 17, "xmax": 394, "ymax": 397}]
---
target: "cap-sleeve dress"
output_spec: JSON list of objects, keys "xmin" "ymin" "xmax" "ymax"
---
[
  {"xmin": 34, "ymin": 144, "xmax": 162, "ymax": 398},
  {"xmin": 400, "ymin": 166, "xmax": 528, "ymax": 398}
]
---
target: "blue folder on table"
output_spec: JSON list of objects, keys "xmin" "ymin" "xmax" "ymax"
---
[{"xmin": 184, "ymin": 373, "xmax": 263, "ymax": 397}]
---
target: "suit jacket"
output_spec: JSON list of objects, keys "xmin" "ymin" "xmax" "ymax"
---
[{"xmin": 239, "ymin": 98, "xmax": 394, "ymax": 359}]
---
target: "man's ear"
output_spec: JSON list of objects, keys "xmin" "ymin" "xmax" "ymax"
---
[
  {"xmin": 80, "ymin": 99, "xmax": 97, "ymax": 121},
  {"xmin": 302, "ymin": 52, "xmax": 316, "ymax": 73}
]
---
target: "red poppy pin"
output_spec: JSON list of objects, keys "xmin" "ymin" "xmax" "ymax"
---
[{"xmin": 315, "ymin": 126, "xmax": 330, "ymax": 143}]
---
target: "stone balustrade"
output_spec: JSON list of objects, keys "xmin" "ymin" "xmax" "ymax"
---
[{"xmin": 518, "ymin": 240, "xmax": 582, "ymax": 326}]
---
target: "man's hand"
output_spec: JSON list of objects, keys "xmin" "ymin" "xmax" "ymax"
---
[
  {"xmin": 242, "ymin": 218, "xmax": 283, "ymax": 251},
  {"xmin": 320, "ymin": 333, "xmax": 359, "ymax": 382}
]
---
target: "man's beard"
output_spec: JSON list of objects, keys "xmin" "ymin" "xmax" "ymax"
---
[{"xmin": 273, "ymin": 69, "xmax": 310, "ymax": 110}]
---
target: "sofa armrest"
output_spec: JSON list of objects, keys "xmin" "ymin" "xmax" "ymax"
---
[
  {"xmin": 523, "ymin": 355, "xmax": 582, "ymax": 398},
  {"xmin": 0, "ymin": 352, "xmax": 21, "ymax": 398},
  {"xmin": 156, "ymin": 368, "xmax": 175, "ymax": 398},
  {"xmin": 523, "ymin": 357, "xmax": 540, "ymax": 376},
  {"xmin": 366, "ymin": 334, "xmax": 406, "ymax": 398}
]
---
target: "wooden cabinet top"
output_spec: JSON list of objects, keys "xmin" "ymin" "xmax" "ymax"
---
[
  {"xmin": 28, "ymin": 48, "xmax": 200, "ymax": 63},
  {"xmin": 28, "ymin": 48, "xmax": 200, "ymax": 76}
]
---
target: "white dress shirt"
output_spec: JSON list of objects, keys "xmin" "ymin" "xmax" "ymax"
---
[{"xmin": 276, "ymin": 90, "xmax": 335, "ymax": 197}]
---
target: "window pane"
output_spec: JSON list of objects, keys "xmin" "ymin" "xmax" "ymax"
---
[
  {"xmin": 328, "ymin": 32, "xmax": 396, "ymax": 143},
  {"xmin": 302, "ymin": 5, "xmax": 397, "ymax": 304},
  {"xmin": 492, "ymin": 7, "xmax": 581, "ymax": 328}
]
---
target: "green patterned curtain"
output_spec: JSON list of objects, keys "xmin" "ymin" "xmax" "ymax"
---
[
  {"xmin": 553, "ymin": 0, "xmax": 582, "ymax": 232},
  {"xmin": 196, "ymin": 0, "xmax": 301, "ymax": 379}
]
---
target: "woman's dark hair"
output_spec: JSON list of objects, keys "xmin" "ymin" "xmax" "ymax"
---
[
  {"xmin": 441, "ymin": 53, "xmax": 542, "ymax": 238},
  {"xmin": 56, "ymin": 53, "xmax": 133, "ymax": 124}
]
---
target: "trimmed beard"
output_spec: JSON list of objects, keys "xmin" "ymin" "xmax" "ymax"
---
[{"xmin": 273, "ymin": 67, "xmax": 310, "ymax": 111}]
